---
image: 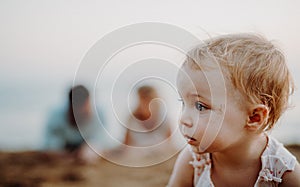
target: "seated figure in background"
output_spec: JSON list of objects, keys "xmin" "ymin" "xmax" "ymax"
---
[
  {"xmin": 44, "ymin": 85, "xmax": 103, "ymax": 163},
  {"xmin": 124, "ymin": 85, "xmax": 172, "ymax": 147}
]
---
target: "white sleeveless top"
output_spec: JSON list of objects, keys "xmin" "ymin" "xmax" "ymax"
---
[{"xmin": 189, "ymin": 136, "xmax": 297, "ymax": 187}]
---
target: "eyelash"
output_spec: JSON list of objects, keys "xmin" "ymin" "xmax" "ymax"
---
[
  {"xmin": 178, "ymin": 98, "xmax": 208, "ymax": 112},
  {"xmin": 195, "ymin": 101, "xmax": 207, "ymax": 111}
]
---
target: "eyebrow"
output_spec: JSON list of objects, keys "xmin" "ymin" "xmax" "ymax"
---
[
  {"xmin": 190, "ymin": 93, "xmax": 211, "ymax": 102},
  {"xmin": 177, "ymin": 91, "xmax": 211, "ymax": 103}
]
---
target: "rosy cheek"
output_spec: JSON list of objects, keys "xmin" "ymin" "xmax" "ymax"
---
[{"xmin": 193, "ymin": 118, "xmax": 209, "ymax": 136}]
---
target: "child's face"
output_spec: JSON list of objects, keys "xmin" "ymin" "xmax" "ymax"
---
[{"xmin": 176, "ymin": 63, "xmax": 249, "ymax": 153}]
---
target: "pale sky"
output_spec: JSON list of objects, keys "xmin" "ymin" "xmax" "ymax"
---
[
  {"xmin": 1, "ymin": 0, "xmax": 300, "ymax": 80},
  {"xmin": 0, "ymin": 0, "xmax": 299, "ymax": 149}
]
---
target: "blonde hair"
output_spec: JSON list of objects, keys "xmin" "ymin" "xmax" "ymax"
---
[{"xmin": 184, "ymin": 33, "xmax": 294, "ymax": 130}]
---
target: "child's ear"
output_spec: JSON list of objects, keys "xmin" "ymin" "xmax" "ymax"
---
[{"xmin": 246, "ymin": 105, "xmax": 269, "ymax": 131}]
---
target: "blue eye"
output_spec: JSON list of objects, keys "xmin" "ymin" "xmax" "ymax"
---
[{"xmin": 195, "ymin": 101, "xmax": 207, "ymax": 111}]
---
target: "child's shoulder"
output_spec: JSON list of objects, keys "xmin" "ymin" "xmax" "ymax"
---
[
  {"xmin": 167, "ymin": 146, "xmax": 194, "ymax": 187},
  {"xmin": 279, "ymin": 162, "xmax": 300, "ymax": 186}
]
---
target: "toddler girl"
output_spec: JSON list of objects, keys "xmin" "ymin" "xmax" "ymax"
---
[{"xmin": 168, "ymin": 33, "xmax": 300, "ymax": 186}]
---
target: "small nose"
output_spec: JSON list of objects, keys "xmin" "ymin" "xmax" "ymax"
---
[{"xmin": 179, "ymin": 109, "xmax": 193, "ymax": 128}]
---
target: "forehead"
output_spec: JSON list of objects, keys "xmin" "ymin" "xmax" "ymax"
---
[{"xmin": 177, "ymin": 64, "xmax": 227, "ymax": 104}]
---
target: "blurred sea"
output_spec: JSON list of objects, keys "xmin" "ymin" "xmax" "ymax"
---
[
  {"xmin": 0, "ymin": 82, "xmax": 63, "ymax": 150},
  {"xmin": 0, "ymin": 81, "xmax": 299, "ymax": 151}
]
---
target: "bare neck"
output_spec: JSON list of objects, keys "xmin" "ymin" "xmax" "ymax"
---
[
  {"xmin": 210, "ymin": 133, "xmax": 267, "ymax": 186},
  {"xmin": 212, "ymin": 133, "xmax": 267, "ymax": 170}
]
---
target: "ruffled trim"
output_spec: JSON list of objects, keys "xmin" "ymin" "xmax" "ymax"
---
[
  {"xmin": 258, "ymin": 136, "xmax": 297, "ymax": 184},
  {"xmin": 259, "ymin": 167, "xmax": 282, "ymax": 183},
  {"xmin": 188, "ymin": 146, "xmax": 211, "ymax": 176},
  {"xmin": 188, "ymin": 145, "xmax": 213, "ymax": 186}
]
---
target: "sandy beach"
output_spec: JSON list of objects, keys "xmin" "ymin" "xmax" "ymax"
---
[
  {"xmin": 1, "ymin": 145, "xmax": 299, "ymax": 187},
  {"xmin": 0, "ymin": 149, "xmax": 177, "ymax": 187}
]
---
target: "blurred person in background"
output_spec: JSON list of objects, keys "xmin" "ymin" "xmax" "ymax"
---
[
  {"xmin": 123, "ymin": 85, "xmax": 172, "ymax": 147},
  {"xmin": 44, "ymin": 85, "xmax": 105, "ymax": 163}
]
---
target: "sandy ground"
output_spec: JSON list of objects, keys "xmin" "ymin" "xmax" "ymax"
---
[
  {"xmin": 0, "ymin": 149, "xmax": 178, "ymax": 187},
  {"xmin": 0, "ymin": 145, "xmax": 299, "ymax": 187}
]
